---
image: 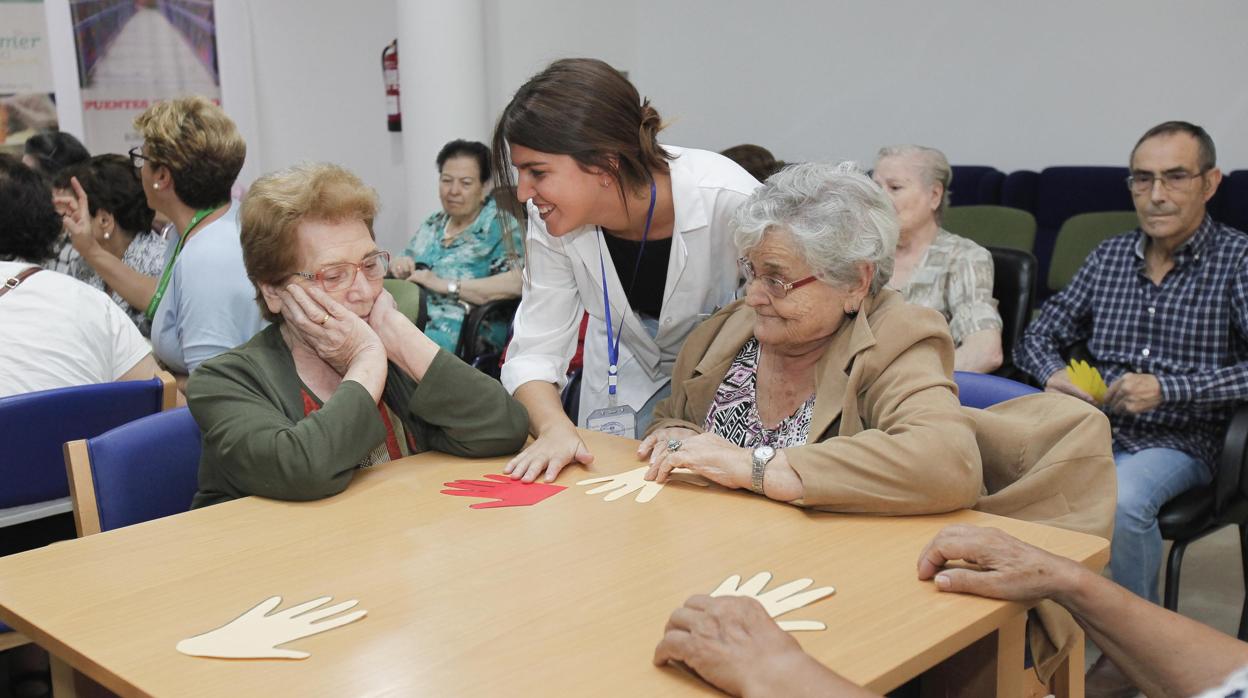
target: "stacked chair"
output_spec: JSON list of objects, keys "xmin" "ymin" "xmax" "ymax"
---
[{"xmin": 0, "ymin": 372, "xmax": 176, "ymax": 650}]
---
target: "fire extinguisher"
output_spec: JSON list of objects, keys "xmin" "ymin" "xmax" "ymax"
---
[{"xmin": 382, "ymin": 39, "xmax": 401, "ymax": 132}]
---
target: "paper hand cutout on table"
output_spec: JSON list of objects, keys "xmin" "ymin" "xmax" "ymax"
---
[
  {"xmin": 176, "ymin": 595, "xmax": 366, "ymax": 660},
  {"xmin": 441, "ymin": 474, "xmax": 566, "ymax": 509},
  {"xmin": 710, "ymin": 572, "xmax": 835, "ymax": 631},
  {"xmin": 1066, "ymin": 359, "xmax": 1107, "ymax": 403},
  {"xmin": 576, "ymin": 466, "xmax": 708, "ymax": 503}
]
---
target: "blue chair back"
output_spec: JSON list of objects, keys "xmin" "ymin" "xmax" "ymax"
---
[
  {"xmin": 949, "ymin": 165, "xmax": 1006, "ymax": 206},
  {"xmin": 953, "ymin": 371, "xmax": 1040, "ymax": 409},
  {"xmin": 0, "ymin": 375, "xmax": 172, "ymax": 509},
  {"xmin": 1001, "ymin": 166, "xmax": 1135, "ymax": 297},
  {"xmin": 81, "ymin": 407, "xmax": 201, "ymax": 533},
  {"xmin": 1211, "ymin": 170, "xmax": 1248, "ymax": 234}
]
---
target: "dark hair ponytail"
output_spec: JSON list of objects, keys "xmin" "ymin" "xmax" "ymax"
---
[
  {"xmin": 637, "ymin": 98, "xmax": 666, "ymax": 178},
  {"xmin": 492, "ymin": 58, "xmax": 672, "ymax": 206}
]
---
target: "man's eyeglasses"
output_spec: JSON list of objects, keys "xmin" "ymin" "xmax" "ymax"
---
[
  {"xmin": 128, "ymin": 146, "xmax": 157, "ymax": 170},
  {"xmin": 738, "ymin": 257, "xmax": 818, "ymax": 299},
  {"xmin": 1126, "ymin": 169, "xmax": 1207, "ymax": 194},
  {"xmin": 292, "ymin": 251, "xmax": 391, "ymax": 292}
]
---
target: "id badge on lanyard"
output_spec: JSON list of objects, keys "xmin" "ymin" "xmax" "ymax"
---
[
  {"xmin": 584, "ymin": 182, "xmax": 655, "ymax": 441},
  {"xmin": 585, "ymin": 403, "xmax": 638, "ymax": 439}
]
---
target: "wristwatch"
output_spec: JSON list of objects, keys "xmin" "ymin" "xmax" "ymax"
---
[
  {"xmin": 446, "ymin": 280, "xmax": 460, "ymax": 299},
  {"xmin": 751, "ymin": 445, "xmax": 776, "ymax": 494}
]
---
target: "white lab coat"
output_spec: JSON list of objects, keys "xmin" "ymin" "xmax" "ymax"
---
[{"xmin": 501, "ymin": 146, "xmax": 760, "ymax": 425}]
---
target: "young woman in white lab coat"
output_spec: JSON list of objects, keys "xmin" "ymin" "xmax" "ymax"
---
[{"xmin": 495, "ymin": 57, "xmax": 759, "ymax": 484}]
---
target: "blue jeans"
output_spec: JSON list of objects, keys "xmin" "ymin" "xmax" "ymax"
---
[{"xmin": 1109, "ymin": 448, "xmax": 1212, "ymax": 603}]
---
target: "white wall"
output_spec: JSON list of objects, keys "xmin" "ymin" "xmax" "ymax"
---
[
  {"xmin": 42, "ymin": 1, "xmax": 1248, "ymax": 257},
  {"xmin": 485, "ymin": 0, "xmax": 1248, "ymax": 172},
  {"xmin": 215, "ymin": 0, "xmax": 409, "ymax": 253}
]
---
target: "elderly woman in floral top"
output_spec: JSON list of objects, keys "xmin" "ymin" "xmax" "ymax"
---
[
  {"xmin": 872, "ymin": 144, "xmax": 1003, "ymax": 373},
  {"xmin": 390, "ymin": 140, "xmax": 524, "ymax": 355},
  {"xmin": 54, "ymin": 154, "xmax": 168, "ymax": 336}
]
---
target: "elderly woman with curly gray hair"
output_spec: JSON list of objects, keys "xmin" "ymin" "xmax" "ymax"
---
[
  {"xmin": 637, "ymin": 162, "xmax": 983, "ymax": 514},
  {"xmin": 637, "ymin": 162, "xmax": 1118, "ymax": 689}
]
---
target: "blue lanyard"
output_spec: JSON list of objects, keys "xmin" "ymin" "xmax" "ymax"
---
[{"xmin": 597, "ymin": 180, "xmax": 658, "ymax": 399}]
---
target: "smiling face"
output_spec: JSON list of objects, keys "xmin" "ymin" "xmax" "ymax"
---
[
  {"xmin": 261, "ymin": 218, "xmax": 382, "ymax": 319},
  {"xmin": 743, "ymin": 229, "xmax": 865, "ymax": 352},
  {"xmin": 509, "ymin": 143, "xmax": 611, "ymax": 236},
  {"xmin": 438, "ymin": 155, "xmax": 486, "ymax": 221},
  {"xmin": 872, "ymin": 155, "xmax": 942, "ymax": 238},
  {"xmin": 1130, "ymin": 132, "xmax": 1219, "ymax": 246}
]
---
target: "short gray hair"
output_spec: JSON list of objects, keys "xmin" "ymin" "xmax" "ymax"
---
[
  {"xmin": 875, "ymin": 144, "xmax": 953, "ymax": 221},
  {"xmin": 733, "ymin": 161, "xmax": 899, "ymax": 294}
]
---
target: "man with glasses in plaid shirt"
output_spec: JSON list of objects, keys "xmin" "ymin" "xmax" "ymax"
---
[{"xmin": 1017, "ymin": 121, "xmax": 1248, "ymax": 697}]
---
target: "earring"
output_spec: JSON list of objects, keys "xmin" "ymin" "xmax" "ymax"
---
[
  {"xmin": 103, "ymin": 231, "xmax": 111, "ymax": 240},
  {"xmin": 845, "ymin": 305, "xmax": 860, "ymax": 318},
  {"xmin": 153, "ymin": 183, "xmax": 160, "ymax": 190}
]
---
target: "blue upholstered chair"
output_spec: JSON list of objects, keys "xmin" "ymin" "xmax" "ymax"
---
[
  {"xmin": 1001, "ymin": 166, "xmax": 1135, "ymax": 295},
  {"xmin": 0, "ymin": 372, "xmax": 176, "ymax": 512},
  {"xmin": 63, "ymin": 407, "xmax": 202, "ymax": 536},
  {"xmin": 949, "ymin": 165, "xmax": 1006, "ymax": 207},
  {"xmin": 0, "ymin": 372, "xmax": 176, "ymax": 648},
  {"xmin": 953, "ymin": 370, "xmax": 1040, "ymax": 409},
  {"xmin": 1210, "ymin": 169, "xmax": 1248, "ymax": 234}
]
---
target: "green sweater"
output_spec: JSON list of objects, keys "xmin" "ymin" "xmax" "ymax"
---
[{"xmin": 186, "ymin": 324, "xmax": 529, "ymax": 508}]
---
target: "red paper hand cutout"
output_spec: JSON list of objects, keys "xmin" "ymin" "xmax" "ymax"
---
[{"xmin": 440, "ymin": 474, "xmax": 566, "ymax": 509}]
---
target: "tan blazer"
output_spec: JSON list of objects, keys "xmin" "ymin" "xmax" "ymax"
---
[
  {"xmin": 651, "ymin": 288, "xmax": 984, "ymax": 515},
  {"xmin": 650, "ymin": 288, "xmax": 1116, "ymax": 680}
]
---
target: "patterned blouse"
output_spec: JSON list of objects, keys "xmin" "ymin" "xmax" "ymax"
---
[
  {"xmin": 894, "ymin": 229, "xmax": 1002, "ymax": 345},
  {"xmin": 401, "ymin": 197, "xmax": 524, "ymax": 354},
  {"xmin": 46, "ymin": 234, "xmax": 80, "ymax": 276},
  {"xmin": 68, "ymin": 231, "xmax": 168, "ymax": 336},
  {"xmin": 704, "ymin": 338, "xmax": 815, "ymax": 448}
]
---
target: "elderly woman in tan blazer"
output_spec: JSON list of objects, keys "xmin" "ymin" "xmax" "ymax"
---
[
  {"xmin": 640, "ymin": 162, "xmax": 983, "ymax": 514},
  {"xmin": 640, "ymin": 162, "xmax": 1116, "ymax": 684}
]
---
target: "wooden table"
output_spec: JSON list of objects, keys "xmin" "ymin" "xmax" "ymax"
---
[{"xmin": 0, "ymin": 430, "xmax": 1108, "ymax": 697}]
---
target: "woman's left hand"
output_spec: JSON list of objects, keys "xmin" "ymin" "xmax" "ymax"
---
[
  {"xmin": 644, "ymin": 431, "xmax": 751, "ymax": 489},
  {"xmin": 55, "ymin": 176, "xmax": 101, "ymax": 256},
  {"xmin": 406, "ymin": 269, "xmax": 442, "ymax": 291},
  {"xmin": 637, "ymin": 427, "xmax": 700, "ymax": 462}
]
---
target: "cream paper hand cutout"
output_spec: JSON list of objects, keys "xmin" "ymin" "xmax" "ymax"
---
[
  {"xmin": 176, "ymin": 595, "xmax": 366, "ymax": 660},
  {"xmin": 577, "ymin": 466, "xmax": 708, "ymax": 503},
  {"xmin": 710, "ymin": 572, "xmax": 835, "ymax": 631}
]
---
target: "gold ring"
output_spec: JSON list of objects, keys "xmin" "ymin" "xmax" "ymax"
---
[{"xmin": 318, "ymin": 313, "xmax": 330, "ymax": 325}]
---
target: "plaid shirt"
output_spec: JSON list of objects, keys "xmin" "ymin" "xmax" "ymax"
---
[{"xmin": 1016, "ymin": 216, "xmax": 1248, "ymax": 466}]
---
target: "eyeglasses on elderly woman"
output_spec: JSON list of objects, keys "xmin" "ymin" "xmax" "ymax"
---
[
  {"xmin": 292, "ymin": 250, "xmax": 390, "ymax": 292},
  {"xmin": 737, "ymin": 257, "xmax": 818, "ymax": 299}
]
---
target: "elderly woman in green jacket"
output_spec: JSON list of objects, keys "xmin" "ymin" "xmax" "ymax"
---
[{"xmin": 187, "ymin": 163, "xmax": 529, "ymax": 508}]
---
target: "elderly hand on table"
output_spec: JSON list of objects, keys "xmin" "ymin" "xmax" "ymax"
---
[
  {"xmin": 916, "ymin": 525, "xmax": 1085, "ymax": 605},
  {"xmin": 639, "ymin": 430, "xmax": 805, "ymax": 502},
  {"xmin": 654, "ymin": 595, "xmax": 870, "ymax": 698},
  {"xmin": 639, "ymin": 430, "xmax": 748, "ymax": 487}
]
